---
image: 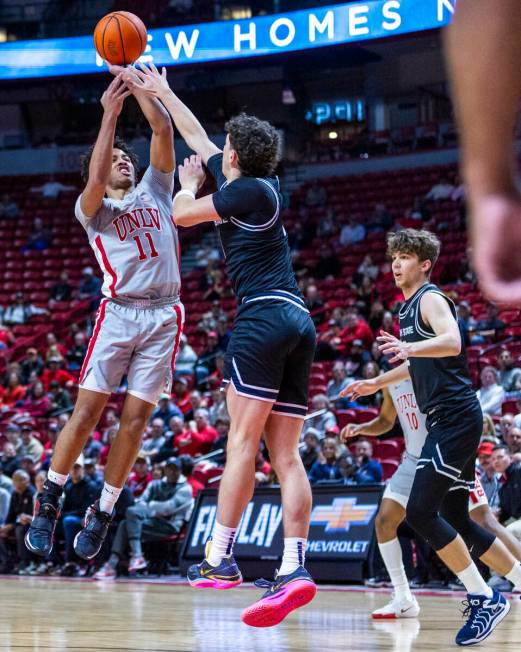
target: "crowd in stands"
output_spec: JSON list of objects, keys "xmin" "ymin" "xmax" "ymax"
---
[{"xmin": 1, "ymin": 161, "xmax": 521, "ymax": 582}]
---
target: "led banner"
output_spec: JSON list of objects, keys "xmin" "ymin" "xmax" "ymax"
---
[
  {"xmin": 0, "ymin": 1, "xmax": 455, "ymax": 80},
  {"xmin": 181, "ymin": 484, "xmax": 383, "ymax": 563}
]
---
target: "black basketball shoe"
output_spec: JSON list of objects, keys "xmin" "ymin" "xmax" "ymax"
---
[
  {"xmin": 74, "ymin": 501, "xmax": 113, "ymax": 560},
  {"xmin": 25, "ymin": 480, "xmax": 63, "ymax": 557}
]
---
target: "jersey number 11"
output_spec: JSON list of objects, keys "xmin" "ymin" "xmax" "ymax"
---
[{"xmin": 133, "ymin": 233, "xmax": 159, "ymax": 261}]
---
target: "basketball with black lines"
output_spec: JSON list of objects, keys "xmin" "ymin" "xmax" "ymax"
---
[{"xmin": 93, "ymin": 12, "xmax": 147, "ymax": 65}]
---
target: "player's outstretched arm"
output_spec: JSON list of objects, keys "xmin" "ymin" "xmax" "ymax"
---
[
  {"xmin": 341, "ymin": 388, "xmax": 397, "ymax": 443},
  {"xmin": 109, "ymin": 64, "xmax": 174, "ymax": 174},
  {"xmin": 81, "ymin": 75, "xmax": 130, "ymax": 218},
  {"xmin": 124, "ymin": 63, "xmax": 220, "ymax": 164},
  {"xmin": 340, "ymin": 362, "xmax": 410, "ymax": 400},
  {"xmin": 173, "ymin": 155, "xmax": 220, "ymax": 227}
]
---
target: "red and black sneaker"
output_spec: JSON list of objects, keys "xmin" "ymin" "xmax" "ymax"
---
[
  {"xmin": 25, "ymin": 480, "xmax": 62, "ymax": 557},
  {"xmin": 74, "ymin": 501, "xmax": 113, "ymax": 560}
]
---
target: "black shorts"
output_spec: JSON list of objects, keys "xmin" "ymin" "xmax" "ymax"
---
[
  {"xmin": 223, "ymin": 291, "xmax": 316, "ymax": 419},
  {"xmin": 416, "ymin": 398, "xmax": 483, "ymax": 491}
]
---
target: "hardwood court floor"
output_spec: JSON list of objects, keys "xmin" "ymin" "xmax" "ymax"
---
[{"xmin": 0, "ymin": 576, "xmax": 519, "ymax": 651}]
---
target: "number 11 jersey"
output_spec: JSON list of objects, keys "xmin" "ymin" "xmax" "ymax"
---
[{"xmin": 75, "ymin": 165, "xmax": 180, "ymax": 301}]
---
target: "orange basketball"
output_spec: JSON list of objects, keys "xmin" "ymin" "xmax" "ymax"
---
[{"xmin": 94, "ymin": 11, "xmax": 147, "ymax": 65}]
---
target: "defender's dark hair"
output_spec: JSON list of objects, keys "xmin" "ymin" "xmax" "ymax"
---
[
  {"xmin": 387, "ymin": 228, "xmax": 441, "ymax": 275},
  {"xmin": 80, "ymin": 136, "xmax": 139, "ymax": 184},
  {"xmin": 225, "ymin": 113, "xmax": 280, "ymax": 177}
]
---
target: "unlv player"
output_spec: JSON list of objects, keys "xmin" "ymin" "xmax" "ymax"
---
[
  {"xmin": 26, "ymin": 74, "xmax": 183, "ymax": 570},
  {"xmin": 342, "ymin": 378, "xmax": 521, "ymax": 619}
]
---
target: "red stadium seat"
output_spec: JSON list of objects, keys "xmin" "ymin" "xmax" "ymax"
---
[{"xmin": 380, "ymin": 460, "xmax": 399, "ymax": 481}]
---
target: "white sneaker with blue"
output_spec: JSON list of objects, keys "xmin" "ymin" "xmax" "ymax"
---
[{"xmin": 456, "ymin": 589, "xmax": 510, "ymax": 646}]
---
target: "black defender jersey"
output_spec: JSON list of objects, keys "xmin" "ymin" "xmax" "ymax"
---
[
  {"xmin": 399, "ymin": 283, "xmax": 476, "ymax": 413},
  {"xmin": 207, "ymin": 153, "xmax": 300, "ymax": 301}
]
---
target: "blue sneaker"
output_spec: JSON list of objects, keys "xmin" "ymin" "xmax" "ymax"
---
[
  {"xmin": 241, "ymin": 566, "xmax": 317, "ymax": 628},
  {"xmin": 73, "ymin": 501, "xmax": 113, "ymax": 560},
  {"xmin": 456, "ymin": 589, "xmax": 510, "ymax": 646},
  {"xmin": 187, "ymin": 540, "xmax": 242, "ymax": 590},
  {"xmin": 25, "ymin": 480, "xmax": 63, "ymax": 557}
]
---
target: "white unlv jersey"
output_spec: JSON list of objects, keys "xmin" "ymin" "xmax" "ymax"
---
[
  {"xmin": 75, "ymin": 166, "xmax": 180, "ymax": 300},
  {"xmin": 388, "ymin": 378, "xmax": 428, "ymax": 459}
]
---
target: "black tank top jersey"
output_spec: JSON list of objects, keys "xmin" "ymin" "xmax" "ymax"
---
[
  {"xmin": 206, "ymin": 153, "xmax": 301, "ymax": 302},
  {"xmin": 399, "ymin": 283, "xmax": 476, "ymax": 413}
]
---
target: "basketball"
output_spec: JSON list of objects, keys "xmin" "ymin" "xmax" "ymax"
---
[{"xmin": 93, "ymin": 11, "xmax": 147, "ymax": 65}]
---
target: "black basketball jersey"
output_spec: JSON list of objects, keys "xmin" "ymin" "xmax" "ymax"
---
[
  {"xmin": 399, "ymin": 283, "xmax": 476, "ymax": 413},
  {"xmin": 206, "ymin": 153, "xmax": 300, "ymax": 302}
]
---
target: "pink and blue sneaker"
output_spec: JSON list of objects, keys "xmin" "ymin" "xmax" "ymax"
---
[
  {"xmin": 187, "ymin": 540, "xmax": 243, "ymax": 590},
  {"xmin": 241, "ymin": 566, "xmax": 317, "ymax": 628}
]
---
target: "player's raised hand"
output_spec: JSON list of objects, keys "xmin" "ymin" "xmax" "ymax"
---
[
  {"xmin": 340, "ymin": 423, "xmax": 362, "ymax": 443},
  {"xmin": 377, "ymin": 330, "xmax": 411, "ymax": 364},
  {"xmin": 340, "ymin": 379, "xmax": 378, "ymax": 400},
  {"xmin": 178, "ymin": 154, "xmax": 206, "ymax": 193},
  {"xmin": 100, "ymin": 74, "xmax": 130, "ymax": 117},
  {"xmin": 122, "ymin": 62, "xmax": 170, "ymax": 98}
]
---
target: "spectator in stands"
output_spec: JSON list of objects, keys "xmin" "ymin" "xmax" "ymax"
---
[
  {"xmin": 497, "ymin": 349, "xmax": 521, "ymax": 394},
  {"xmin": 305, "ymin": 180, "xmax": 327, "ymax": 207},
  {"xmin": 308, "ymin": 437, "xmax": 343, "ymax": 484},
  {"xmin": 481, "ymin": 413, "xmax": 499, "ymax": 444},
  {"xmin": 0, "ymin": 193, "xmax": 19, "ymax": 220},
  {"xmin": 356, "ymin": 254, "xmax": 380, "ymax": 282},
  {"xmin": 425, "ymin": 175, "xmax": 454, "ymax": 201},
  {"xmin": 499, "ymin": 413, "xmax": 515, "ymax": 442},
  {"xmin": 255, "ymin": 447, "xmax": 271, "ymax": 486},
  {"xmin": 312, "ymin": 244, "xmax": 342, "ymax": 280},
  {"xmin": 175, "ymin": 335, "xmax": 197, "ymax": 375},
  {"xmin": 504, "ymin": 427, "xmax": 521, "ymax": 460},
  {"xmin": 30, "ymin": 175, "xmax": 75, "ymax": 199},
  {"xmin": 407, "ymin": 196, "xmax": 431, "ymax": 224},
  {"xmin": 195, "ymin": 331, "xmax": 223, "ymax": 384},
  {"xmin": 23, "ymin": 380, "xmax": 51, "ymax": 417},
  {"xmin": 339, "ymin": 217, "xmax": 366, "ymax": 247},
  {"xmin": 151, "ymin": 393, "xmax": 182, "ymax": 426},
  {"xmin": 59, "ymin": 460, "xmax": 97, "ymax": 573},
  {"xmin": 355, "ymin": 276, "xmax": 378, "ymax": 320},
  {"xmin": 305, "ymin": 284, "xmax": 324, "ymax": 325},
  {"xmin": 3, "ymin": 292, "xmax": 48, "ymax": 326},
  {"xmin": 327, "ymin": 361, "xmax": 353, "ymax": 409},
  {"xmin": 357, "ymin": 362, "xmax": 383, "ymax": 408},
  {"xmin": 317, "ymin": 207, "xmax": 338, "ymax": 239},
  {"xmin": 370, "ymin": 341, "xmax": 391, "ymax": 373},
  {"xmin": 475, "ymin": 303, "xmax": 506, "ymax": 341},
  {"xmin": 375, "ymin": 311, "xmax": 400, "ymax": 340},
  {"xmin": 78, "ymin": 267, "xmax": 102, "ymax": 300},
  {"xmin": 172, "ymin": 377, "xmax": 191, "ymax": 415},
  {"xmin": 45, "ymin": 332, "xmax": 66, "ymax": 360},
  {"xmin": 0, "ymin": 470, "xmax": 35, "ymax": 574},
  {"xmin": 345, "ymin": 339, "xmax": 372, "ymax": 376},
  {"xmin": 198, "ymin": 300, "xmax": 226, "ymax": 333},
  {"xmin": 183, "ymin": 389, "xmax": 206, "ymax": 423},
  {"xmin": 1, "ymin": 441, "xmax": 21, "ymax": 477},
  {"xmin": 41, "ymin": 357, "xmax": 74, "ymax": 391},
  {"xmin": 94, "ymin": 458, "xmax": 193, "ymax": 578},
  {"xmin": 66, "ymin": 332, "xmax": 88, "ymax": 372},
  {"xmin": 127, "ymin": 453, "xmax": 153, "ymax": 498},
  {"xmin": 0, "ymin": 371, "xmax": 26, "ymax": 408},
  {"xmin": 352, "ymin": 438, "xmax": 383, "ymax": 484},
  {"xmin": 83, "ymin": 459, "xmax": 103, "ymax": 493},
  {"xmin": 477, "ymin": 442, "xmax": 500, "ymax": 511},
  {"xmin": 477, "ymin": 366, "xmax": 506, "ymax": 416},
  {"xmin": 99, "ymin": 426, "xmax": 119, "ymax": 468},
  {"xmin": 300, "ymin": 429, "xmax": 320, "ymax": 471},
  {"xmin": 211, "ymin": 417, "xmax": 230, "ymax": 465},
  {"xmin": 339, "ymin": 309, "xmax": 374, "ymax": 352},
  {"xmin": 141, "ymin": 419, "xmax": 166, "ymax": 457},
  {"xmin": 302, "ymin": 394, "xmax": 337, "ymax": 438},
  {"xmin": 451, "ymin": 175, "xmax": 466, "ymax": 202},
  {"xmin": 491, "ymin": 445, "xmax": 521, "ymax": 542},
  {"xmin": 457, "ymin": 301, "xmax": 478, "ymax": 346},
  {"xmin": 216, "ymin": 316, "xmax": 231, "ymax": 351},
  {"xmin": 49, "ymin": 270, "xmax": 73, "ymax": 304},
  {"xmin": 175, "ymin": 409, "xmax": 217, "ymax": 457},
  {"xmin": 0, "ymin": 484, "xmax": 9, "ymax": 527},
  {"xmin": 178, "ymin": 455, "xmax": 205, "ymax": 498},
  {"xmin": 17, "ymin": 424, "xmax": 43, "ymax": 464},
  {"xmin": 20, "ymin": 348, "xmax": 44, "ymax": 385},
  {"xmin": 368, "ymin": 203, "xmax": 393, "ymax": 232},
  {"xmin": 0, "ymin": 324, "xmax": 14, "ymax": 351},
  {"xmin": 24, "ymin": 217, "xmax": 52, "ymax": 251},
  {"xmin": 0, "ymin": 467, "xmax": 12, "ymax": 494},
  {"xmin": 47, "ymin": 380, "xmax": 73, "ymax": 415},
  {"xmin": 207, "ymin": 387, "xmax": 229, "ymax": 425},
  {"xmin": 154, "ymin": 416, "xmax": 186, "ymax": 463}
]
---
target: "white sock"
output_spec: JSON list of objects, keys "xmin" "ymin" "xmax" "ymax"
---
[
  {"xmin": 278, "ymin": 537, "xmax": 307, "ymax": 576},
  {"xmin": 457, "ymin": 563, "xmax": 493, "ymax": 597},
  {"xmin": 378, "ymin": 538, "xmax": 412, "ymax": 601},
  {"xmin": 47, "ymin": 469, "xmax": 68, "ymax": 487},
  {"xmin": 207, "ymin": 521, "xmax": 236, "ymax": 567},
  {"xmin": 505, "ymin": 562, "xmax": 521, "ymax": 590},
  {"xmin": 99, "ymin": 483, "xmax": 121, "ymax": 514}
]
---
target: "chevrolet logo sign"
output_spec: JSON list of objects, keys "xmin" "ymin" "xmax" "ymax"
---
[{"xmin": 310, "ymin": 497, "xmax": 378, "ymax": 533}]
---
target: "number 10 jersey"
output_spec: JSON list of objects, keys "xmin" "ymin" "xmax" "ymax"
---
[
  {"xmin": 388, "ymin": 377, "xmax": 427, "ymax": 459},
  {"xmin": 75, "ymin": 165, "xmax": 180, "ymax": 301}
]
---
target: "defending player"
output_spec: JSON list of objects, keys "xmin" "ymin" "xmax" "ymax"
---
[
  {"xmin": 342, "ymin": 379, "xmax": 521, "ymax": 619},
  {"xmin": 444, "ymin": 1, "xmax": 521, "ymax": 304},
  {"xmin": 122, "ymin": 63, "xmax": 317, "ymax": 627},
  {"xmin": 25, "ymin": 74, "xmax": 183, "ymax": 569},
  {"xmin": 342, "ymin": 229, "xmax": 521, "ymax": 645}
]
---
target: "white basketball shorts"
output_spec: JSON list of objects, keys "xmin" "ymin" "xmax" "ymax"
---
[{"xmin": 78, "ymin": 297, "xmax": 184, "ymax": 405}]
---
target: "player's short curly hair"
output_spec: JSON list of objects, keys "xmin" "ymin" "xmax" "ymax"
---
[
  {"xmin": 225, "ymin": 113, "xmax": 280, "ymax": 178},
  {"xmin": 80, "ymin": 136, "xmax": 139, "ymax": 184},
  {"xmin": 387, "ymin": 228, "xmax": 441, "ymax": 274}
]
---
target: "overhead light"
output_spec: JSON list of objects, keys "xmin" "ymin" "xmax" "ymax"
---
[{"xmin": 328, "ymin": 131, "xmax": 338, "ymax": 140}]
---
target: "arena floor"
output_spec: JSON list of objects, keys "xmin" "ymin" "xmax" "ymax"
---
[{"xmin": 0, "ymin": 576, "xmax": 519, "ymax": 651}]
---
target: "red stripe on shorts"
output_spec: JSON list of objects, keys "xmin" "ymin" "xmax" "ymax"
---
[
  {"xmin": 79, "ymin": 299, "xmax": 108, "ymax": 385},
  {"xmin": 170, "ymin": 304, "xmax": 184, "ymax": 375},
  {"xmin": 94, "ymin": 235, "xmax": 118, "ymax": 298}
]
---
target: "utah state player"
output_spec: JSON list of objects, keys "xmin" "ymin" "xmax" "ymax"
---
[
  {"xmin": 343, "ymin": 229, "xmax": 521, "ymax": 645},
  {"xmin": 123, "ymin": 63, "xmax": 317, "ymax": 627}
]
